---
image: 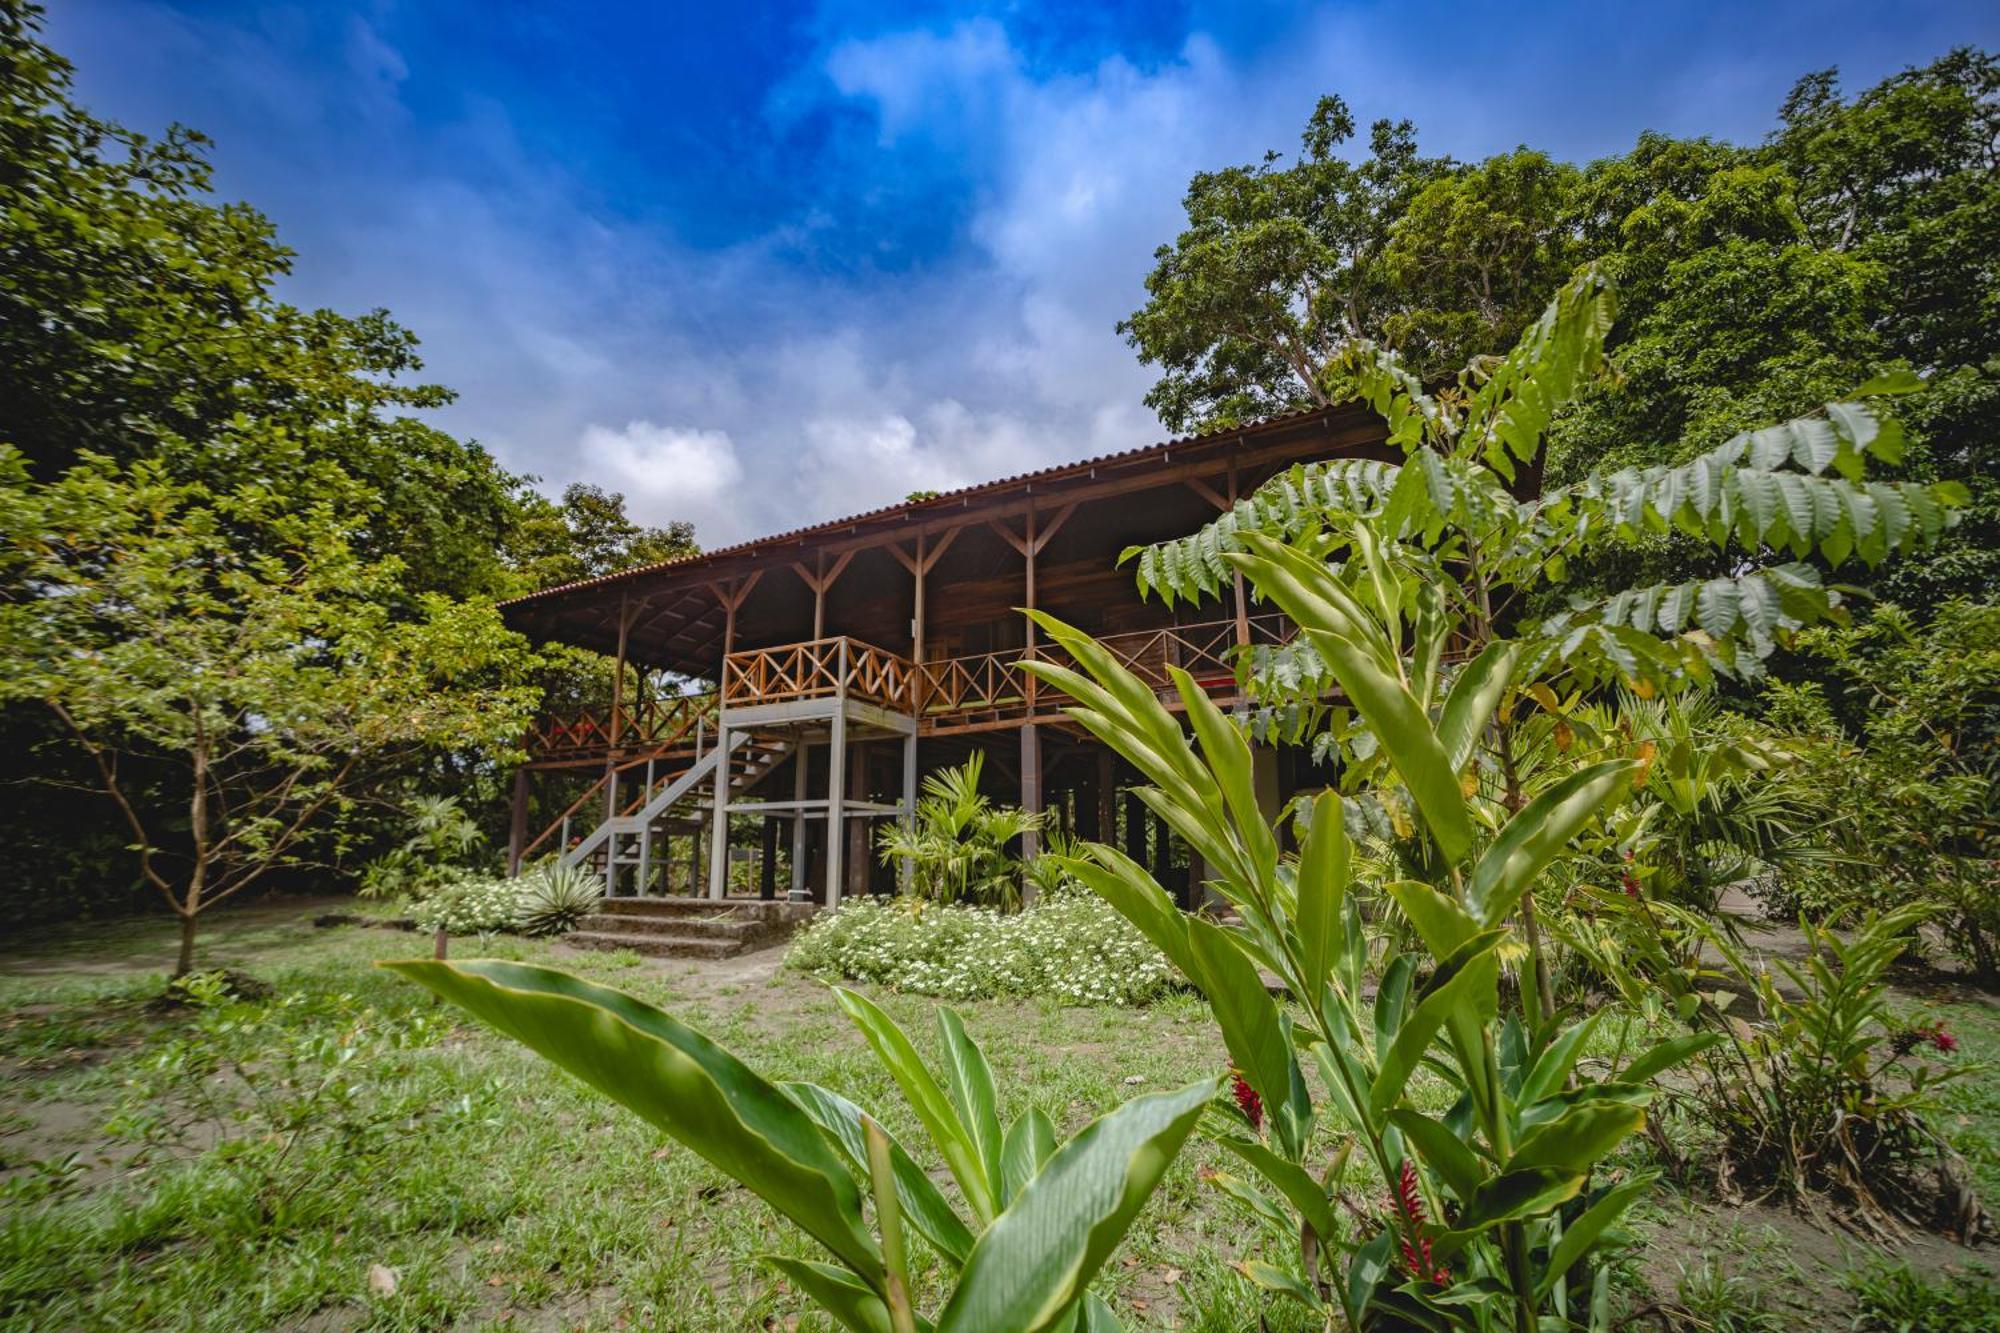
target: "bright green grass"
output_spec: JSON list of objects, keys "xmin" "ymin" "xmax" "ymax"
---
[{"xmin": 1, "ymin": 904, "xmax": 1993, "ymax": 1330}]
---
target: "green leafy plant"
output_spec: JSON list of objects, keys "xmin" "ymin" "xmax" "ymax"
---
[
  {"xmin": 407, "ymin": 871, "xmax": 524, "ymax": 936},
  {"xmin": 787, "ymin": 893, "xmax": 1176, "ymax": 1006},
  {"xmin": 360, "ymin": 794, "xmax": 488, "ymax": 899},
  {"xmin": 1843, "ymin": 1260, "xmax": 2000, "ymax": 1332},
  {"xmin": 1589, "ymin": 904, "xmax": 1984, "ymax": 1240},
  {"xmin": 513, "ymin": 861, "xmax": 603, "ymax": 937},
  {"xmin": 387, "ymin": 958, "xmax": 1219, "ymax": 1332},
  {"xmin": 1013, "ymin": 266, "xmax": 1962, "ymax": 1329},
  {"xmin": 876, "ymin": 754, "xmax": 1044, "ymax": 910}
]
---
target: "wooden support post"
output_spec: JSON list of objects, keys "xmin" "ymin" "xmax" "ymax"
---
[
  {"xmin": 790, "ymin": 747, "xmax": 810, "ymax": 899},
  {"xmin": 1096, "ymin": 752, "xmax": 1116, "ymax": 851},
  {"xmin": 707, "ymin": 726, "xmax": 731, "ymax": 899},
  {"xmin": 1151, "ymin": 810, "xmax": 1180, "ymax": 908},
  {"xmin": 1123, "ymin": 788, "xmax": 1146, "ymax": 865},
  {"xmin": 759, "ymin": 817, "xmax": 778, "ymax": 900},
  {"xmin": 846, "ymin": 739, "xmax": 870, "ymax": 897},
  {"xmin": 1020, "ymin": 722, "xmax": 1043, "ymax": 876},
  {"xmin": 610, "ymin": 593, "xmax": 631, "ymax": 748},
  {"xmin": 825, "ymin": 711, "xmax": 847, "ymax": 909},
  {"xmin": 506, "ymin": 767, "xmax": 529, "ymax": 877},
  {"xmin": 899, "ymin": 730, "xmax": 918, "ymax": 893}
]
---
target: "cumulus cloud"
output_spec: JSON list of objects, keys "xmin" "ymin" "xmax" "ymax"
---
[
  {"xmin": 49, "ymin": 0, "xmax": 1994, "ymax": 559},
  {"xmin": 576, "ymin": 421, "xmax": 747, "ymax": 540}
]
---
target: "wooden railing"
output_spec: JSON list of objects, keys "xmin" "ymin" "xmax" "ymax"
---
[
  {"xmin": 723, "ymin": 636, "xmax": 918, "ymax": 711},
  {"xmin": 528, "ymin": 616, "xmax": 1300, "ymax": 760},
  {"xmin": 525, "ymin": 689, "xmax": 717, "ymax": 762}
]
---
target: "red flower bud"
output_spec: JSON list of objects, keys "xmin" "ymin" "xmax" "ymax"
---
[{"xmin": 1229, "ymin": 1069, "xmax": 1263, "ymax": 1131}]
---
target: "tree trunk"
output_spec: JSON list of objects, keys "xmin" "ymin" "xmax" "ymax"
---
[{"xmin": 175, "ymin": 911, "xmax": 198, "ymax": 977}]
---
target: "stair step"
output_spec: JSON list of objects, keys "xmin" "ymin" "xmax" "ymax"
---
[
  {"xmin": 564, "ymin": 930, "xmax": 745, "ymax": 961},
  {"xmin": 580, "ymin": 914, "xmax": 761, "ymax": 941},
  {"xmin": 596, "ymin": 896, "xmax": 815, "ymax": 923}
]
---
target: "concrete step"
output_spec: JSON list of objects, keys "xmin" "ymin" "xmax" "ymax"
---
[
  {"xmin": 564, "ymin": 929, "xmax": 744, "ymax": 961},
  {"xmin": 595, "ymin": 896, "xmax": 815, "ymax": 923}
]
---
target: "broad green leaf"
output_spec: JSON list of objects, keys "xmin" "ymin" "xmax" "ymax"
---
[
  {"xmin": 1214, "ymin": 1132, "xmax": 1342, "ymax": 1244},
  {"xmin": 1001, "ymin": 1107, "xmax": 1057, "ymax": 1207},
  {"xmin": 383, "ymin": 960, "xmax": 882, "ymax": 1282},
  {"xmin": 1383, "ymin": 879, "xmax": 1478, "ymax": 961},
  {"xmin": 1437, "ymin": 641, "xmax": 1520, "ymax": 774},
  {"xmin": 785, "ymin": 1081, "xmax": 975, "ymax": 1268},
  {"xmin": 937, "ymin": 1008, "xmax": 1004, "ymax": 1204},
  {"xmin": 1618, "ymin": 1032, "xmax": 1721, "ymax": 1086},
  {"xmin": 834, "ymin": 987, "xmax": 997, "ymax": 1223},
  {"xmin": 936, "ymin": 1078, "xmax": 1221, "ymax": 1333},
  {"xmin": 1437, "ymin": 1167, "xmax": 1585, "ymax": 1248},
  {"xmin": 1370, "ymin": 945, "xmax": 1500, "ymax": 1116},
  {"xmin": 1506, "ymin": 1101, "xmax": 1646, "ymax": 1174},
  {"xmin": 1385, "ymin": 1110, "xmax": 1488, "ymax": 1203},
  {"xmin": 1296, "ymin": 790, "xmax": 1350, "ymax": 1005},
  {"xmin": 1062, "ymin": 849, "xmax": 1199, "ymax": 981},
  {"xmin": 1237, "ymin": 1260, "xmax": 1322, "ymax": 1308},
  {"xmin": 1186, "ymin": 917, "xmax": 1295, "ymax": 1122},
  {"xmin": 1533, "ymin": 1172, "xmax": 1658, "ymax": 1301},
  {"xmin": 1519, "ymin": 1012, "xmax": 1606, "ymax": 1106},
  {"xmin": 764, "ymin": 1258, "xmax": 900, "ymax": 1333},
  {"xmin": 1233, "ymin": 535, "xmax": 1473, "ymax": 862},
  {"xmin": 1174, "ymin": 666, "xmax": 1279, "ymax": 896},
  {"xmin": 1465, "ymin": 761, "xmax": 1637, "ymax": 926}
]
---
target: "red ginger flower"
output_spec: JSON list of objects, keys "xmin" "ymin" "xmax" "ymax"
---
[
  {"xmin": 1929, "ymin": 1025, "xmax": 1959, "ymax": 1053},
  {"xmin": 1391, "ymin": 1158, "xmax": 1451, "ymax": 1286},
  {"xmin": 1229, "ymin": 1069, "xmax": 1263, "ymax": 1132}
]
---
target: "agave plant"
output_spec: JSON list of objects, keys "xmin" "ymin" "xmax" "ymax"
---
[
  {"xmin": 386, "ymin": 958, "xmax": 1216, "ymax": 1331},
  {"xmin": 514, "ymin": 862, "xmax": 604, "ymax": 936}
]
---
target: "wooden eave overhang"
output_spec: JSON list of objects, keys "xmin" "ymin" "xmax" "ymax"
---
[{"xmin": 499, "ymin": 402, "xmax": 1388, "ymax": 672}]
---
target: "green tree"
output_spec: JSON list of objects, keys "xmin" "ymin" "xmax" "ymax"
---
[
  {"xmin": 0, "ymin": 450, "xmax": 540, "ymax": 973},
  {"xmin": 1119, "ymin": 95, "xmax": 1448, "ymax": 432},
  {"xmin": 505, "ymin": 482, "xmax": 698, "ymax": 592}
]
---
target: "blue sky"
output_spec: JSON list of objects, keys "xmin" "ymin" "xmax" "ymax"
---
[{"xmin": 51, "ymin": 1, "xmax": 2000, "ymax": 544}]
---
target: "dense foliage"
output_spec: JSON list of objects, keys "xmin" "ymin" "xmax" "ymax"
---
[
  {"xmin": 1125, "ymin": 51, "xmax": 1998, "ymax": 607},
  {"xmin": 787, "ymin": 893, "xmax": 1177, "ymax": 1006},
  {"xmin": 0, "ymin": 2, "xmax": 696, "ymax": 923}
]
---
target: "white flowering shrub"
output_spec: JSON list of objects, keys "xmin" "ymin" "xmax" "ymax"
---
[
  {"xmin": 408, "ymin": 870, "xmax": 527, "ymax": 935},
  {"xmin": 786, "ymin": 890, "xmax": 1179, "ymax": 1006}
]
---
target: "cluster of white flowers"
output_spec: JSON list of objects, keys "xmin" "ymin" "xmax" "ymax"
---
[
  {"xmin": 408, "ymin": 870, "xmax": 528, "ymax": 935},
  {"xmin": 787, "ymin": 892, "xmax": 1178, "ymax": 1006}
]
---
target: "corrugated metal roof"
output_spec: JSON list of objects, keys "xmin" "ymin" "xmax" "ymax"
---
[{"xmin": 500, "ymin": 402, "xmax": 1336, "ymax": 608}]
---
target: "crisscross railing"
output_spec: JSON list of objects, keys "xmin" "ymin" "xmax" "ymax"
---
[
  {"xmin": 722, "ymin": 636, "xmax": 917, "ymax": 711},
  {"xmin": 524, "ymin": 689, "xmax": 717, "ymax": 762}
]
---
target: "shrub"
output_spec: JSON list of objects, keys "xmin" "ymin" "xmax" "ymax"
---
[
  {"xmin": 514, "ymin": 862, "xmax": 603, "ymax": 936},
  {"xmin": 407, "ymin": 870, "xmax": 524, "ymax": 935},
  {"xmin": 786, "ymin": 892, "xmax": 1178, "ymax": 1005},
  {"xmin": 876, "ymin": 753, "xmax": 1042, "ymax": 909}
]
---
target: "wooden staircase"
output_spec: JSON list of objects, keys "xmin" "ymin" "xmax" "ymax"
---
[{"xmin": 565, "ymin": 897, "xmax": 816, "ymax": 960}]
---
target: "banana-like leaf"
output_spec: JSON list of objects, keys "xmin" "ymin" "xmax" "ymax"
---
[
  {"xmin": 784, "ymin": 1081, "xmax": 975, "ymax": 1267},
  {"xmin": 1234, "ymin": 538, "xmax": 1473, "ymax": 862},
  {"xmin": 1001, "ymin": 1107, "xmax": 1057, "ymax": 1207},
  {"xmin": 1214, "ymin": 1132, "xmax": 1343, "ymax": 1244},
  {"xmin": 1437, "ymin": 641, "xmax": 1520, "ymax": 774},
  {"xmin": 1506, "ymin": 1101, "xmax": 1646, "ymax": 1175},
  {"xmin": 937, "ymin": 1008, "xmax": 1005, "ymax": 1204},
  {"xmin": 834, "ymin": 987, "xmax": 997, "ymax": 1223},
  {"xmin": 382, "ymin": 960, "xmax": 882, "ymax": 1283},
  {"xmin": 1186, "ymin": 917, "xmax": 1296, "ymax": 1129},
  {"xmin": 1617, "ymin": 1032, "xmax": 1721, "ymax": 1086},
  {"xmin": 1385, "ymin": 1110, "xmax": 1487, "ymax": 1204},
  {"xmin": 1370, "ymin": 945, "xmax": 1500, "ymax": 1117},
  {"xmin": 1296, "ymin": 790, "xmax": 1350, "ymax": 1008},
  {"xmin": 1533, "ymin": 1172, "xmax": 1658, "ymax": 1301},
  {"xmin": 764, "ymin": 1257, "xmax": 906, "ymax": 1333},
  {"xmin": 1432, "ymin": 1168, "xmax": 1585, "ymax": 1256},
  {"xmin": 1465, "ymin": 760, "xmax": 1637, "ymax": 926},
  {"xmin": 935, "ymin": 1078, "xmax": 1222, "ymax": 1333}
]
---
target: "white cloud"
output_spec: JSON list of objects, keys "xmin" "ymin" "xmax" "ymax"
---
[{"xmin": 576, "ymin": 421, "xmax": 746, "ymax": 540}]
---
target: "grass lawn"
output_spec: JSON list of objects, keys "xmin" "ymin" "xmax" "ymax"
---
[{"xmin": 2, "ymin": 899, "xmax": 1995, "ymax": 1331}]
